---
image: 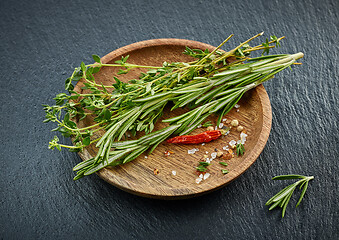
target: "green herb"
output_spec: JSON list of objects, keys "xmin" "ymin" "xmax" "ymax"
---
[
  {"xmin": 266, "ymin": 174, "xmax": 314, "ymax": 218},
  {"xmin": 219, "ymin": 162, "xmax": 228, "ymax": 166},
  {"xmin": 202, "ymin": 121, "xmax": 213, "ymax": 127},
  {"xmin": 270, "ymin": 35, "xmax": 281, "ymax": 47},
  {"xmin": 196, "ymin": 161, "xmax": 210, "ymax": 172},
  {"xmin": 199, "ymin": 161, "xmax": 210, "ymax": 166},
  {"xmin": 221, "ymin": 169, "xmax": 229, "ymax": 174},
  {"xmin": 44, "ymin": 33, "xmax": 303, "ymax": 180},
  {"xmin": 261, "ymin": 35, "xmax": 281, "ymax": 55},
  {"xmin": 236, "ymin": 143, "xmax": 245, "ymax": 156}
]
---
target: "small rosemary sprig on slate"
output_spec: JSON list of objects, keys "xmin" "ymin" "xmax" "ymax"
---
[{"xmin": 266, "ymin": 174, "xmax": 314, "ymax": 218}]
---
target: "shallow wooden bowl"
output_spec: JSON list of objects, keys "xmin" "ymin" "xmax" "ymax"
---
[{"xmin": 74, "ymin": 39, "xmax": 272, "ymax": 199}]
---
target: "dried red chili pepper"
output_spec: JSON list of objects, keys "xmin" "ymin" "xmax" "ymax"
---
[{"xmin": 166, "ymin": 130, "xmax": 221, "ymax": 144}]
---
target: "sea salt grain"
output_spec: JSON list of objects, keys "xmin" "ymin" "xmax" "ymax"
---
[
  {"xmin": 203, "ymin": 173, "xmax": 210, "ymax": 180},
  {"xmin": 172, "ymin": 170, "xmax": 176, "ymax": 176},
  {"xmin": 145, "ymin": 156, "xmax": 148, "ymax": 159},
  {"xmin": 219, "ymin": 123, "xmax": 224, "ymax": 129},
  {"xmin": 229, "ymin": 140, "xmax": 237, "ymax": 148},
  {"xmin": 196, "ymin": 178, "xmax": 203, "ymax": 184},
  {"xmin": 201, "ymin": 143, "xmax": 205, "ymax": 146},
  {"xmin": 223, "ymin": 146, "xmax": 229, "ymax": 150},
  {"xmin": 222, "ymin": 118, "xmax": 227, "ymax": 122},
  {"xmin": 211, "ymin": 152, "xmax": 217, "ymax": 159},
  {"xmin": 235, "ymin": 104, "xmax": 240, "ymax": 108},
  {"xmin": 240, "ymin": 132, "xmax": 248, "ymax": 139},
  {"xmin": 188, "ymin": 149, "xmax": 196, "ymax": 154},
  {"xmin": 199, "ymin": 174, "xmax": 204, "ymax": 179}
]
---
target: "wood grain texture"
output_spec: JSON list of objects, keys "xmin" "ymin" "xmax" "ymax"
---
[{"xmin": 74, "ymin": 39, "xmax": 272, "ymax": 199}]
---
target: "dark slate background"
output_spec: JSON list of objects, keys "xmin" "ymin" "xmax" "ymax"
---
[{"xmin": 1, "ymin": 0, "xmax": 338, "ymax": 239}]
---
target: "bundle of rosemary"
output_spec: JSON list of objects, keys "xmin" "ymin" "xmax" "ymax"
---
[{"xmin": 44, "ymin": 32, "xmax": 303, "ymax": 180}]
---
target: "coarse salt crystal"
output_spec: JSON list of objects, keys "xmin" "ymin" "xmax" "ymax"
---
[
  {"xmin": 172, "ymin": 170, "xmax": 176, "ymax": 176},
  {"xmin": 197, "ymin": 124, "xmax": 202, "ymax": 128},
  {"xmin": 222, "ymin": 146, "xmax": 229, "ymax": 150},
  {"xmin": 239, "ymin": 138, "xmax": 246, "ymax": 144},
  {"xmin": 211, "ymin": 152, "xmax": 217, "ymax": 159},
  {"xmin": 201, "ymin": 143, "xmax": 205, "ymax": 146},
  {"xmin": 219, "ymin": 123, "xmax": 224, "ymax": 129},
  {"xmin": 229, "ymin": 140, "xmax": 237, "ymax": 147},
  {"xmin": 236, "ymin": 109, "xmax": 239, "ymax": 112},
  {"xmin": 195, "ymin": 148, "xmax": 199, "ymax": 151},
  {"xmin": 196, "ymin": 178, "xmax": 203, "ymax": 184},
  {"xmin": 199, "ymin": 174, "xmax": 204, "ymax": 179},
  {"xmin": 205, "ymin": 151, "xmax": 209, "ymax": 154},
  {"xmin": 203, "ymin": 173, "xmax": 210, "ymax": 180},
  {"xmin": 145, "ymin": 156, "xmax": 148, "ymax": 159},
  {"xmin": 188, "ymin": 149, "xmax": 196, "ymax": 154},
  {"xmin": 240, "ymin": 132, "xmax": 248, "ymax": 139},
  {"xmin": 235, "ymin": 104, "xmax": 240, "ymax": 108},
  {"xmin": 215, "ymin": 126, "xmax": 218, "ymax": 130},
  {"xmin": 206, "ymin": 159, "xmax": 211, "ymax": 164},
  {"xmin": 222, "ymin": 118, "xmax": 227, "ymax": 122}
]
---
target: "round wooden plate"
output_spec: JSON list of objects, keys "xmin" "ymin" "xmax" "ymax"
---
[{"xmin": 74, "ymin": 39, "xmax": 272, "ymax": 199}]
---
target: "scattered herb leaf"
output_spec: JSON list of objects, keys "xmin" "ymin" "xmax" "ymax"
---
[
  {"xmin": 202, "ymin": 121, "xmax": 213, "ymax": 127},
  {"xmin": 236, "ymin": 143, "xmax": 245, "ymax": 156}
]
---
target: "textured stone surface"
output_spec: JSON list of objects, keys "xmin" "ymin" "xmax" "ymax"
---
[{"xmin": 0, "ymin": 0, "xmax": 338, "ymax": 239}]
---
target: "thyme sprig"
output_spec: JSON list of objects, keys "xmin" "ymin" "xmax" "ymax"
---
[{"xmin": 266, "ymin": 174, "xmax": 314, "ymax": 218}]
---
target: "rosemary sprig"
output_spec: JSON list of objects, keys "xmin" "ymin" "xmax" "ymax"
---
[{"xmin": 266, "ymin": 174, "xmax": 314, "ymax": 218}]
